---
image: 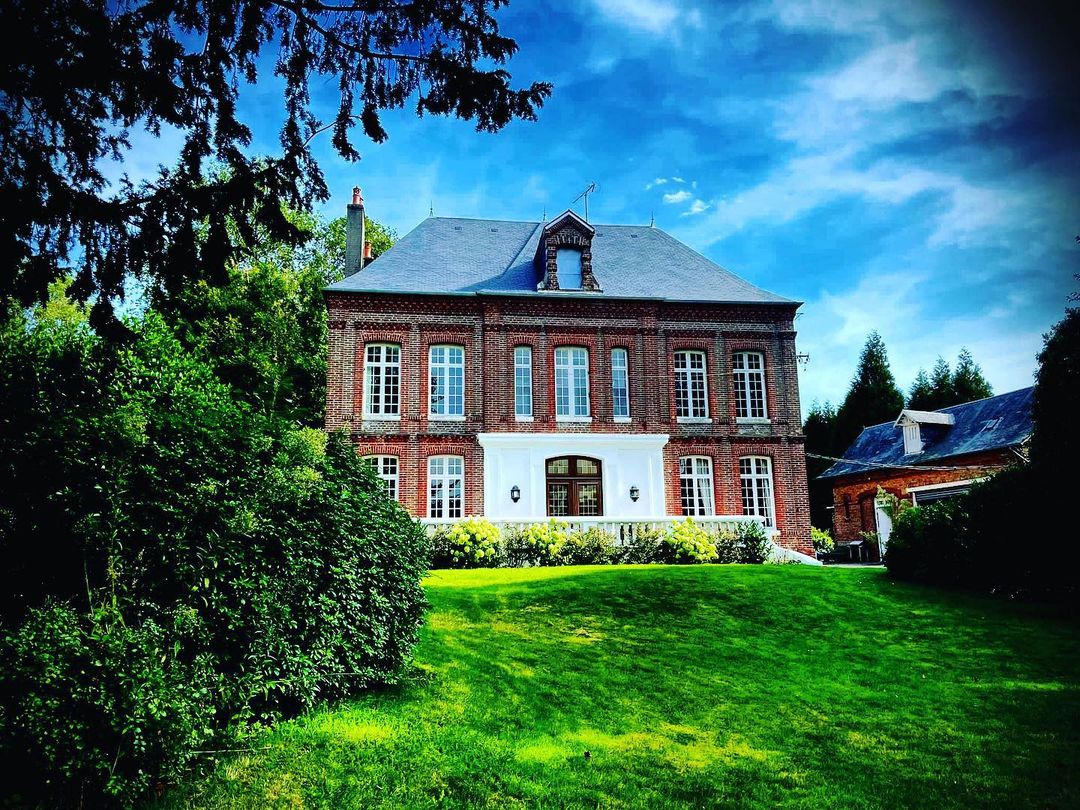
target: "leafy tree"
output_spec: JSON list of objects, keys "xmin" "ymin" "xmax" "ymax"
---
[
  {"xmin": 1030, "ymin": 307, "xmax": 1080, "ymax": 471},
  {"xmin": 0, "ymin": 0, "xmax": 550, "ymax": 328},
  {"xmin": 803, "ymin": 400, "xmax": 838, "ymax": 530},
  {"xmin": 951, "ymin": 347, "xmax": 993, "ymax": 404},
  {"xmin": 906, "ymin": 368, "xmax": 935, "ymax": 410},
  {"xmin": 162, "ymin": 209, "xmax": 395, "ymax": 425},
  {"xmin": 832, "ymin": 332, "xmax": 905, "ymax": 453}
]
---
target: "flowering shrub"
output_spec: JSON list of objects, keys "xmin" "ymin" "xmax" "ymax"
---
[
  {"xmin": 655, "ymin": 519, "xmax": 718, "ymax": 564},
  {"xmin": 559, "ymin": 527, "xmax": 617, "ymax": 565},
  {"xmin": 504, "ymin": 520, "xmax": 569, "ymax": 567},
  {"xmin": 441, "ymin": 517, "xmax": 502, "ymax": 568},
  {"xmin": 811, "ymin": 526, "xmax": 834, "ymax": 554}
]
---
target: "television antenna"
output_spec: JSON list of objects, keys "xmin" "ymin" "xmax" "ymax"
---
[{"xmin": 571, "ymin": 182, "xmax": 597, "ymax": 222}]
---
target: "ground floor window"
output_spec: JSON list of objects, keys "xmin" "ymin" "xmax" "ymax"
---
[
  {"xmin": 679, "ymin": 456, "xmax": 715, "ymax": 516},
  {"xmin": 739, "ymin": 456, "xmax": 775, "ymax": 528},
  {"xmin": 428, "ymin": 455, "xmax": 464, "ymax": 518},
  {"xmin": 363, "ymin": 455, "xmax": 399, "ymax": 501},
  {"xmin": 546, "ymin": 456, "xmax": 603, "ymax": 516}
]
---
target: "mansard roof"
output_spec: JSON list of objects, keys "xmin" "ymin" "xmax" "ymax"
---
[
  {"xmin": 326, "ymin": 215, "xmax": 796, "ymax": 305},
  {"xmin": 819, "ymin": 387, "xmax": 1035, "ymax": 480}
]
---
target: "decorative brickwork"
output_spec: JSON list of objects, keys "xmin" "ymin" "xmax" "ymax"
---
[
  {"xmin": 537, "ymin": 211, "xmax": 601, "ymax": 292},
  {"xmin": 326, "ymin": 290, "xmax": 811, "ymax": 551}
]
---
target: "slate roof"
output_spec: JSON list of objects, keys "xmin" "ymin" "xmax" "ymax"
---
[
  {"xmin": 326, "ymin": 216, "xmax": 796, "ymax": 305},
  {"xmin": 818, "ymin": 387, "xmax": 1035, "ymax": 479}
]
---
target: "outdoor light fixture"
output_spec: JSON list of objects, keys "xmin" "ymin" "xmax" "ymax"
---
[
  {"xmin": 629, "ymin": 485, "xmax": 640, "ymax": 502},
  {"xmin": 510, "ymin": 485, "xmax": 521, "ymax": 503}
]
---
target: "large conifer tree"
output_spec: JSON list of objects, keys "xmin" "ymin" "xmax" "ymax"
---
[
  {"xmin": 951, "ymin": 347, "xmax": 994, "ymax": 403},
  {"xmin": 907, "ymin": 368, "xmax": 935, "ymax": 410},
  {"xmin": 833, "ymin": 332, "xmax": 905, "ymax": 452}
]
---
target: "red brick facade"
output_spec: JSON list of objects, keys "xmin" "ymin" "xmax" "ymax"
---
[
  {"xmin": 326, "ymin": 291, "xmax": 813, "ymax": 553},
  {"xmin": 828, "ymin": 448, "xmax": 1015, "ymax": 543}
]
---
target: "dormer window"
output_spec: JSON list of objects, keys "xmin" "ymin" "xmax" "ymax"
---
[
  {"xmin": 556, "ymin": 248, "xmax": 583, "ymax": 289},
  {"xmin": 895, "ymin": 409, "xmax": 956, "ymax": 456}
]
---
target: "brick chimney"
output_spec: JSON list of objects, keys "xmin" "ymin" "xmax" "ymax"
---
[{"xmin": 344, "ymin": 186, "xmax": 365, "ymax": 276}]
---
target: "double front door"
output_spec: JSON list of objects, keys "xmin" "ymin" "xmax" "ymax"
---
[{"xmin": 546, "ymin": 456, "xmax": 603, "ymax": 516}]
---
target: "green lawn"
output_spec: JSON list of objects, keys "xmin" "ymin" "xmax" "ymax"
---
[{"xmin": 166, "ymin": 566, "xmax": 1080, "ymax": 808}]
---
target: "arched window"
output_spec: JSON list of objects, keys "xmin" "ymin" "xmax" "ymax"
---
[
  {"xmin": 679, "ymin": 456, "xmax": 714, "ymax": 516},
  {"xmin": 554, "ymin": 346, "xmax": 590, "ymax": 419},
  {"xmin": 364, "ymin": 343, "xmax": 401, "ymax": 418},
  {"xmin": 732, "ymin": 351, "xmax": 767, "ymax": 419},
  {"xmin": 429, "ymin": 344, "xmax": 464, "ymax": 418},
  {"xmin": 739, "ymin": 456, "xmax": 775, "ymax": 528},
  {"xmin": 428, "ymin": 455, "xmax": 464, "ymax": 519},
  {"xmin": 514, "ymin": 346, "xmax": 533, "ymax": 419},
  {"xmin": 545, "ymin": 456, "xmax": 603, "ymax": 516},
  {"xmin": 611, "ymin": 348, "xmax": 630, "ymax": 419},
  {"xmin": 673, "ymin": 349, "xmax": 708, "ymax": 419}
]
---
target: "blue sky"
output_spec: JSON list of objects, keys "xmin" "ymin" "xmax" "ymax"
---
[{"xmin": 123, "ymin": 0, "xmax": 1079, "ymax": 415}]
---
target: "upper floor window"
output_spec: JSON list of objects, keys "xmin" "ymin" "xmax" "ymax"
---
[
  {"xmin": 364, "ymin": 343, "xmax": 401, "ymax": 418},
  {"xmin": 428, "ymin": 455, "xmax": 464, "ymax": 519},
  {"xmin": 429, "ymin": 345, "xmax": 464, "ymax": 418},
  {"xmin": 514, "ymin": 346, "xmax": 533, "ymax": 419},
  {"xmin": 611, "ymin": 348, "xmax": 629, "ymax": 419},
  {"xmin": 739, "ymin": 456, "xmax": 775, "ymax": 528},
  {"xmin": 556, "ymin": 248, "xmax": 583, "ymax": 289},
  {"xmin": 554, "ymin": 346, "xmax": 590, "ymax": 419},
  {"xmin": 363, "ymin": 455, "xmax": 399, "ymax": 501},
  {"xmin": 732, "ymin": 351, "xmax": 767, "ymax": 420},
  {"xmin": 674, "ymin": 349, "xmax": 708, "ymax": 419},
  {"xmin": 679, "ymin": 456, "xmax": 714, "ymax": 516}
]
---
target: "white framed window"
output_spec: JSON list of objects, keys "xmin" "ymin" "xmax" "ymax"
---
[
  {"xmin": 739, "ymin": 456, "xmax": 776, "ymax": 528},
  {"xmin": 674, "ymin": 349, "xmax": 708, "ymax": 419},
  {"xmin": 514, "ymin": 346, "xmax": 533, "ymax": 419},
  {"xmin": 364, "ymin": 343, "xmax": 401, "ymax": 418},
  {"xmin": 611, "ymin": 348, "xmax": 630, "ymax": 419},
  {"xmin": 679, "ymin": 456, "xmax": 714, "ymax": 516},
  {"xmin": 429, "ymin": 345, "xmax": 464, "ymax": 419},
  {"xmin": 554, "ymin": 346, "xmax": 590, "ymax": 419},
  {"xmin": 732, "ymin": 351, "xmax": 767, "ymax": 420},
  {"xmin": 556, "ymin": 248, "xmax": 583, "ymax": 289},
  {"xmin": 428, "ymin": 455, "xmax": 464, "ymax": 519},
  {"xmin": 363, "ymin": 455, "xmax": 399, "ymax": 501}
]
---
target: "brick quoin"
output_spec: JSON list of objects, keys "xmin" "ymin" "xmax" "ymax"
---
[{"xmin": 326, "ymin": 291, "xmax": 813, "ymax": 554}]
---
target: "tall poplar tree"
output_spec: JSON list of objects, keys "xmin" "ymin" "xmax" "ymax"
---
[{"xmin": 833, "ymin": 332, "xmax": 905, "ymax": 452}]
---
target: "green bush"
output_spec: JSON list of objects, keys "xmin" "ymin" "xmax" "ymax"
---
[
  {"xmin": 810, "ymin": 526, "xmax": 835, "ymax": 554},
  {"xmin": 0, "ymin": 603, "xmax": 217, "ymax": 806},
  {"xmin": 0, "ymin": 313, "xmax": 430, "ymax": 804},
  {"xmin": 503, "ymin": 520, "xmax": 569, "ymax": 567},
  {"xmin": 885, "ymin": 498, "xmax": 971, "ymax": 585},
  {"xmin": 714, "ymin": 521, "xmax": 773, "ymax": 564},
  {"xmin": 615, "ymin": 527, "xmax": 667, "ymax": 564},
  {"xmin": 558, "ymin": 527, "xmax": 618, "ymax": 565}
]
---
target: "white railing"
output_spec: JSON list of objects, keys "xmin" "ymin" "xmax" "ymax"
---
[{"xmin": 419, "ymin": 514, "xmax": 771, "ymax": 546}]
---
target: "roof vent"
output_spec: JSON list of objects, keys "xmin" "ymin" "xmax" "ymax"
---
[
  {"xmin": 453, "ymin": 225, "xmax": 463, "ymax": 231},
  {"xmin": 490, "ymin": 227, "xmax": 498, "ymax": 232},
  {"xmin": 981, "ymin": 418, "xmax": 1002, "ymax": 432}
]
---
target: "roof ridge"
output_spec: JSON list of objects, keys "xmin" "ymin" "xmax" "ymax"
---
[{"xmin": 939, "ymin": 386, "xmax": 1034, "ymax": 412}]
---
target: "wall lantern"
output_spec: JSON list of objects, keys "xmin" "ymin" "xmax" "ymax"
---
[
  {"xmin": 510, "ymin": 485, "xmax": 521, "ymax": 503},
  {"xmin": 629, "ymin": 485, "xmax": 640, "ymax": 502}
]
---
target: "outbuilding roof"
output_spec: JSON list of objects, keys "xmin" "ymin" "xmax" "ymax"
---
[
  {"xmin": 326, "ymin": 216, "xmax": 796, "ymax": 305},
  {"xmin": 818, "ymin": 387, "xmax": 1035, "ymax": 480}
]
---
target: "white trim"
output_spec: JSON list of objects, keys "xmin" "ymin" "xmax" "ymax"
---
[
  {"xmin": 514, "ymin": 415, "xmax": 535, "ymax": 423},
  {"xmin": 428, "ymin": 414, "xmax": 466, "ymax": 422},
  {"xmin": 555, "ymin": 415, "xmax": 593, "ymax": 423},
  {"xmin": 736, "ymin": 417, "xmax": 771, "ymax": 425},
  {"xmin": 906, "ymin": 478, "xmax": 984, "ymax": 494},
  {"xmin": 478, "ymin": 432, "xmax": 669, "ymax": 449},
  {"xmin": 613, "ymin": 416, "xmax": 632, "ymax": 424},
  {"xmin": 676, "ymin": 416, "xmax": 711, "ymax": 424}
]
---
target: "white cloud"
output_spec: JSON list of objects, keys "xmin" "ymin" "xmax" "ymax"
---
[
  {"xmin": 645, "ymin": 177, "xmax": 668, "ymax": 190},
  {"xmin": 662, "ymin": 189, "xmax": 692, "ymax": 204},
  {"xmin": 682, "ymin": 199, "xmax": 710, "ymax": 216},
  {"xmin": 589, "ymin": 0, "xmax": 680, "ymax": 34}
]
